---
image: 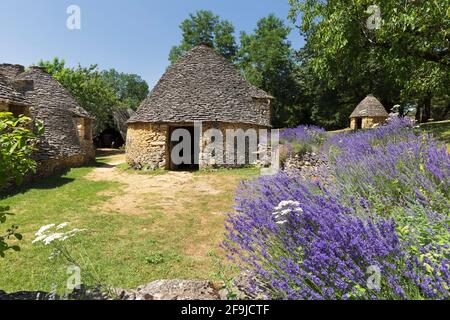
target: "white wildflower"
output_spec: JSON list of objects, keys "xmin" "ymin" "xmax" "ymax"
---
[
  {"xmin": 43, "ymin": 233, "xmax": 65, "ymax": 245},
  {"xmin": 32, "ymin": 234, "xmax": 48, "ymax": 244},
  {"xmin": 33, "ymin": 223, "xmax": 86, "ymax": 245},
  {"xmin": 35, "ymin": 224, "xmax": 56, "ymax": 236},
  {"xmin": 56, "ymin": 222, "xmax": 69, "ymax": 230},
  {"xmin": 280, "ymin": 209, "xmax": 292, "ymax": 216},
  {"xmin": 48, "ymin": 250, "xmax": 61, "ymax": 260},
  {"xmin": 272, "ymin": 200, "xmax": 303, "ymax": 226}
]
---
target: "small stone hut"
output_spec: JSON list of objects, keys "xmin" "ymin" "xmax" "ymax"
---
[
  {"xmin": 126, "ymin": 44, "xmax": 272, "ymax": 170},
  {"xmin": 350, "ymin": 94, "xmax": 389, "ymax": 129},
  {"xmin": 0, "ymin": 64, "xmax": 95, "ymax": 177}
]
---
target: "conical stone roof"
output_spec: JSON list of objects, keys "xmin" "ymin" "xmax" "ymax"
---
[
  {"xmin": 0, "ymin": 64, "xmax": 94, "ymax": 160},
  {"xmin": 350, "ymin": 94, "xmax": 388, "ymax": 118},
  {"xmin": 129, "ymin": 45, "xmax": 272, "ymax": 126},
  {"xmin": 15, "ymin": 67, "xmax": 92, "ymax": 159}
]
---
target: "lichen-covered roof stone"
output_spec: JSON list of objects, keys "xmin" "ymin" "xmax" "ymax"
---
[
  {"xmin": 350, "ymin": 94, "xmax": 389, "ymax": 118},
  {"xmin": 15, "ymin": 67, "xmax": 93, "ymax": 159},
  {"xmin": 18, "ymin": 67, "xmax": 93, "ymax": 119},
  {"xmin": 129, "ymin": 45, "xmax": 272, "ymax": 126},
  {"xmin": 0, "ymin": 74, "xmax": 28, "ymax": 106}
]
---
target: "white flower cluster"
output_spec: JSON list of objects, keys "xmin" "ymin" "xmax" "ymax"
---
[
  {"xmin": 32, "ymin": 223, "xmax": 86, "ymax": 246},
  {"xmin": 272, "ymin": 200, "xmax": 303, "ymax": 225}
]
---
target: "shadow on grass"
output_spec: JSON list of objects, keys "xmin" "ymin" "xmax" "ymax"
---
[
  {"xmin": 0, "ymin": 170, "xmax": 75, "ymax": 198},
  {"xmin": 421, "ymin": 121, "xmax": 450, "ymax": 145},
  {"xmin": 1, "ymin": 150, "xmax": 123, "ymax": 198}
]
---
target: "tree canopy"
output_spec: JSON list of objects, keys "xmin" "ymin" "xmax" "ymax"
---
[
  {"xmin": 38, "ymin": 58, "xmax": 149, "ymax": 134},
  {"xmin": 238, "ymin": 14, "xmax": 300, "ymax": 127},
  {"xmin": 169, "ymin": 10, "xmax": 238, "ymax": 64},
  {"xmin": 288, "ymin": 0, "xmax": 450, "ymax": 123},
  {"xmin": 100, "ymin": 69, "xmax": 149, "ymax": 111}
]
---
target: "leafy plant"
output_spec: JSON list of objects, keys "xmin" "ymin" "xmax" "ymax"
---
[
  {"xmin": 0, "ymin": 112, "xmax": 42, "ymax": 258},
  {"xmin": 0, "ymin": 112, "xmax": 42, "ymax": 185},
  {"xmin": 0, "ymin": 206, "xmax": 22, "ymax": 257},
  {"xmin": 145, "ymin": 252, "xmax": 165, "ymax": 265}
]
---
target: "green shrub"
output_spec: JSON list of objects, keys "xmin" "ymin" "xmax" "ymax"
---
[{"xmin": 0, "ymin": 112, "xmax": 42, "ymax": 258}]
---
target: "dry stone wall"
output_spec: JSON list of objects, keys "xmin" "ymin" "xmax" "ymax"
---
[
  {"xmin": 350, "ymin": 116, "xmax": 388, "ymax": 129},
  {"xmin": 126, "ymin": 123, "xmax": 169, "ymax": 170},
  {"xmin": 126, "ymin": 121, "xmax": 269, "ymax": 170},
  {"xmin": 199, "ymin": 122, "xmax": 267, "ymax": 169}
]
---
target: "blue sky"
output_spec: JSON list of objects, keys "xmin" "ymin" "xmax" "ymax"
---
[{"xmin": 0, "ymin": 0, "xmax": 304, "ymax": 88}]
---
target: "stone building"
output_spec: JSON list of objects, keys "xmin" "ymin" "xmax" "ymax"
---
[
  {"xmin": 0, "ymin": 64, "xmax": 95, "ymax": 178},
  {"xmin": 126, "ymin": 44, "xmax": 272, "ymax": 170},
  {"xmin": 350, "ymin": 94, "xmax": 389, "ymax": 130}
]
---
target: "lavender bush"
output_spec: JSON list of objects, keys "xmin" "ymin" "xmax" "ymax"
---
[
  {"xmin": 280, "ymin": 125, "xmax": 326, "ymax": 156},
  {"xmin": 225, "ymin": 117, "xmax": 450, "ymax": 300}
]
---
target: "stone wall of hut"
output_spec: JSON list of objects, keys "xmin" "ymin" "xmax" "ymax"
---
[
  {"xmin": 350, "ymin": 116, "xmax": 387, "ymax": 130},
  {"xmin": 126, "ymin": 123, "xmax": 169, "ymax": 170},
  {"xmin": 199, "ymin": 122, "xmax": 267, "ymax": 169},
  {"xmin": 126, "ymin": 122, "xmax": 268, "ymax": 170},
  {"xmin": 35, "ymin": 155, "xmax": 87, "ymax": 178},
  {"xmin": 76, "ymin": 117, "xmax": 95, "ymax": 162}
]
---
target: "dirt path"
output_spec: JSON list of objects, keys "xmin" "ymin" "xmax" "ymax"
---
[{"xmin": 86, "ymin": 151, "xmax": 222, "ymax": 215}]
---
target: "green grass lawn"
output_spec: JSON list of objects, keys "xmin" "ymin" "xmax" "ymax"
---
[
  {"xmin": 0, "ymin": 158, "xmax": 259, "ymax": 293},
  {"xmin": 420, "ymin": 120, "xmax": 450, "ymax": 151}
]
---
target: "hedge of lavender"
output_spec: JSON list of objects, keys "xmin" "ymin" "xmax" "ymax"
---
[
  {"xmin": 225, "ymin": 117, "xmax": 449, "ymax": 299},
  {"xmin": 280, "ymin": 125, "xmax": 326, "ymax": 156}
]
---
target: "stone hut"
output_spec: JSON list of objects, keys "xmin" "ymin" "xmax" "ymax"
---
[
  {"xmin": 126, "ymin": 45, "xmax": 272, "ymax": 170},
  {"xmin": 0, "ymin": 64, "xmax": 95, "ymax": 178},
  {"xmin": 350, "ymin": 94, "xmax": 389, "ymax": 129}
]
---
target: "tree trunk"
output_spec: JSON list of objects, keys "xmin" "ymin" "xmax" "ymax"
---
[{"xmin": 417, "ymin": 93, "xmax": 432, "ymax": 123}]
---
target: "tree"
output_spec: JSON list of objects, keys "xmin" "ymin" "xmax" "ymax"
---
[
  {"xmin": 39, "ymin": 58, "xmax": 150, "ymax": 135},
  {"xmin": 100, "ymin": 69, "xmax": 149, "ymax": 110},
  {"xmin": 293, "ymin": 45, "xmax": 402, "ymax": 130},
  {"xmin": 0, "ymin": 112, "xmax": 42, "ymax": 257},
  {"xmin": 169, "ymin": 10, "xmax": 238, "ymax": 63},
  {"xmin": 238, "ymin": 14, "xmax": 300, "ymax": 127},
  {"xmin": 39, "ymin": 58, "xmax": 118, "ymax": 134},
  {"xmin": 288, "ymin": 0, "xmax": 450, "ymax": 122}
]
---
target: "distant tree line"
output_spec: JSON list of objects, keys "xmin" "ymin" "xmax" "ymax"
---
[
  {"xmin": 38, "ymin": 58, "xmax": 149, "ymax": 135},
  {"xmin": 170, "ymin": 4, "xmax": 449, "ymax": 129}
]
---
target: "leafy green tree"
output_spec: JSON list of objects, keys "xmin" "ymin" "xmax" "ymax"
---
[
  {"xmin": 0, "ymin": 112, "xmax": 42, "ymax": 257},
  {"xmin": 169, "ymin": 10, "xmax": 238, "ymax": 63},
  {"xmin": 293, "ymin": 45, "xmax": 403, "ymax": 129},
  {"xmin": 238, "ymin": 14, "xmax": 300, "ymax": 127},
  {"xmin": 0, "ymin": 113, "xmax": 42, "ymax": 185},
  {"xmin": 100, "ymin": 69, "xmax": 149, "ymax": 110},
  {"xmin": 288, "ymin": 0, "xmax": 450, "ymax": 122},
  {"xmin": 39, "ymin": 58, "xmax": 120, "ymax": 134}
]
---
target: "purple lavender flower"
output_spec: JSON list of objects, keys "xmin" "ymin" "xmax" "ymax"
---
[{"xmin": 225, "ymin": 116, "xmax": 450, "ymax": 300}]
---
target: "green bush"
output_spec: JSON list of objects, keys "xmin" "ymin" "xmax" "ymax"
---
[{"xmin": 0, "ymin": 112, "xmax": 42, "ymax": 258}]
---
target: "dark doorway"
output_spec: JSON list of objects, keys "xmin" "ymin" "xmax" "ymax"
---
[
  {"xmin": 355, "ymin": 118, "xmax": 363, "ymax": 129},
  {"xmin": 169, "ymin": 126, "xmax": 199, "ymax": 171},
  {"xmin": 95, "ymin": 128, "xmax": 125, "ymax": 148}
]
